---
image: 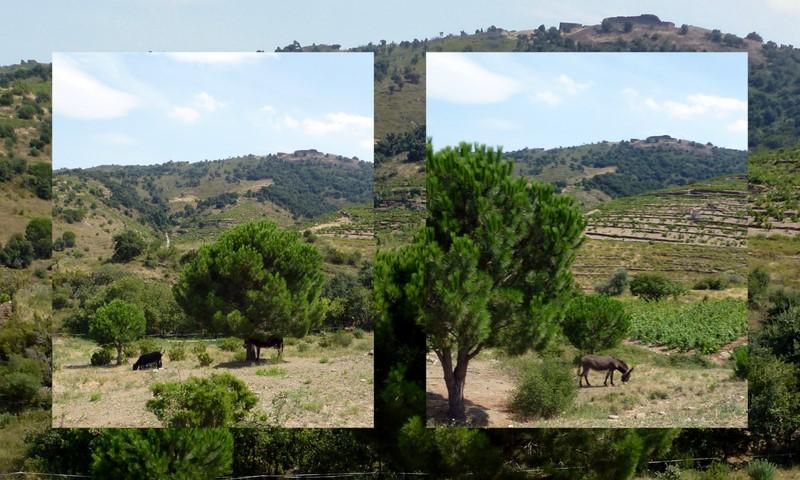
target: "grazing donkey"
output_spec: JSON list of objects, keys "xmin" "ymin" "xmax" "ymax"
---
[
  {"xmin": 132, "ymin": 351, "xmax": 162, "ymax": 370},
  {"xmin": 577, "ymin": 355, "xmax": 634, "ymax": 387},
  {"xmin": 244, "ymin": 335, "xmax": 284, "ymax": 361}
]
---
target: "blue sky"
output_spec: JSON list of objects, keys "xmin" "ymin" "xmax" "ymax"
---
[
  {"xmin": 1, "ymin": 1, "xmax": 799, "ymax": 65},
  {"xmin": 427, "ymin": 53, "xmax": 748, "ymax": 151},
  {"xmin": 53, "ymin": 52, "xmax": 373, "ymax": 168}
]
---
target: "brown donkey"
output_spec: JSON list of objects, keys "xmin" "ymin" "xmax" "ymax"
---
[{"xmin": 577, "ymin": 355, "xmax": 634, "ymax": 387}]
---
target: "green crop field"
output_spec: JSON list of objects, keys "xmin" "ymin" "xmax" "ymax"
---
[{"xmin": 624, "ymin": 298, "xmax": 747, "ymax": 354}]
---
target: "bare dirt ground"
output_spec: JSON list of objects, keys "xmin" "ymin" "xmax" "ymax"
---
[
  {"xmin": 427, "ymin": 345, "xmax": 746, "ymax": 428},
  {"xmin": 53, "ymin": 333, "xmax": 374, "ymax": 428}
]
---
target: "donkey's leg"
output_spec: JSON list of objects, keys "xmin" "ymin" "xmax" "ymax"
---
[
  {"xmin": 578, "ymin": 367, "xmax": 586, "ymax": 387},
  {"xmin": 603, "ymin": 370, "xmax": 610, "ymax": 386},
  {"xmin": 584, "ymin": 371, "xmax": 591, "ymax": 387},
  {"xmin": 609, "ymin": 370, "xmax": 615, "ymax": 386}
]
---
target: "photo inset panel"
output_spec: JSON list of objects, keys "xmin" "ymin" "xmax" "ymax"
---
[
  {"xmin": 51, "ymin": 52, "xmax": 374, "ymax": 428},
  {"xmin": 425, "ymin": 52, "xmax": 747, "ymax": 428}
]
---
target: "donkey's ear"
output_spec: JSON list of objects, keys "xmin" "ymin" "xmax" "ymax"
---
[{"xmin": 627, "ymin": 366, "xmax": 635, "ymax": 374}]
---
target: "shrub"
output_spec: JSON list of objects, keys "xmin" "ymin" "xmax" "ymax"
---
[
  {"xmin": 693, "ymin": 275, "xmax": 729, "ymax": 290},
  {"xmin": 702, "ymin": 462, "xmax": 731, "ymax": 480},
  {"xmin": 747, "ymin": 459, "xmax": 777, "ymax": 480},
  {"xmin": 168, "ymin": 344, "xmax": 186, "ymax": 361},
  {"xmin": 319, "ymin": 330, "xmax": 352, "ymax": 348},
  {"xmin": 233, "ymin": 350, "xmax": 246, "ymax": 362},
  {"xmin": 217, "ymin": 337, "xmax": 241, "ymax": 352},
  {"xmin": 630, "ymin": 273, "xmax": 685, "ymax": 301},
  {"xmin": 90, "ymin": 348, "xmax": 113, "ymax": 367},
  {"xmin": 137, "ymin": 338, "xmax": 159, "ymax": 355},
  {"xmin": 25, "ymin": 217, "xmax": 52, "ymax": 259},
  {"xmin": 562, "ymin": 295, "xmax": 630, "ymax": 353},
  {"xmin": 595, "ymin": 268, "xmax": 628, "ymax": 296},
  {"xmin": 62, "ymin": 231, "xmax": 76, "ymax": 248},
  {"xmin": 0, "ymin": 361, "xmax": 44, "ymax": 412},
  {"xmin": 731, "ymin": 345, "xmax": 749, "ymax": 379},
  {"xmin": 197, "ymin": 352, "xmax": 213, "ymax": 367},
  {"xmin": 111, "ymin": 230, "xmax": 146, "ymax": 263},
  {"xmin": 191, "ymin": 343, "xmax": 207, "ymax": 355},
  {"xmin": 353, "ymin": 328, "xmax": 365, "ymax": 339},
  {"xmin": 509, "ymin": 358, "xmax": 577, "ymax": 419},
  {"xmin": 1, "ymin": 233, "xmax": 34, "ymax": 269},
  {"xmin": 146, "ymin": 373, "xmax": 258, "ymax": 427},
  {"xmin": 748, "ymin": 267, "xmax": 771, "ymax": 304}
]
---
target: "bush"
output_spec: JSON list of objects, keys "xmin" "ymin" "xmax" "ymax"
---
[
  {"xmin": 702, "ymin": 462, "xmax": 731, "ymax": 480},
  {"xmin": 146, "ymin": 373, "xmax": 258, "ymax": 427},
  {"xmin": 90, "ymin": 348, "xmax": 113, "ymax": 367},
  {"xmin": 693, "ymin": 274, "xmax": 730, "ymax": 290},
  {"xmin": 0, "ymin": 370, "xmax": 43, "ymax": 412},
  {"xmin": 749, "ymin": 267, "xmax": 771, "ymax": 304},
  {"xmin": 111, "ymin": 230, "xmax": 146, "ymax": 263},
  {"xmin": 217, "ymin": 337, "xmax": 241, "ymax": 352},
  {"xmin": 509, "ymin": 358, "xmax": 577, "ymax": 419},
  {"xmin": 731, "ymin": 345, "xmax": 749, "ymax": 379},
  {"xmin": 562, "ymin": 295, "xmax": 630, "ymax": 353},
  {"xmin": 168, "ymin": 344, "xmax": 186, "ymax": 361},
  {"xmin": 137, "ymin": 338, "xmax": 159, "ymax": 355},
  {"xmin": 630, "ymin": 273, "xmax": 685, "ymax": 301},
  {"xmin": 197, "ymin": 352, "xmax": 213, "ymax": 367},
  {"xmin": 319, "ymin": 330, "xmax": 352, "ymax": 348},
  {"xmin": 747, "ymin": 459, "xmax": 777, "ymax": 480},
  {"xmin": 353, "ymin": 328, "xmax": 365, "ymax": 339},
  {"xmin": 62, "ymin": 231, "xmax": 76, "ymax": 248},
  {"xmin": 191, "ymin": 343, "xmax": 207, "ymax": 355},
  {"xmin": 233, "ymin": 350, "xmax": 246, "ymax": 362},
  {"xmin": 1, "ymin": 233, "xmax": 34, "ymax": 269},
  {"xmin": 595, "ymin": 268, "xmax": 628, "ymax": 296},
  {"xmin": 25, "ymin": 217, "xmax": 52, "ymax": 259}
]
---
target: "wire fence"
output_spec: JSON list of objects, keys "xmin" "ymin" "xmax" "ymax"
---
[{"xmin": 1, "ymin": 453, "xmax": 796, "ymax": 480}]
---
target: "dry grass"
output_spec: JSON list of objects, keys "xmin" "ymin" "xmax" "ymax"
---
[
  {"xmin": 427, "ymin": 343, "xmax": 746, "ymax": 428},
  {"xmin": 52, "ymin": 332, "xmax": 374, "ymax": 428}
]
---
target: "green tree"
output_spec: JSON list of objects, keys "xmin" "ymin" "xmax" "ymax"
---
[
  {"xmin": 91, "ymin": 428, "xmax": 233, "ymax": 479},
  {"xmin": 596, "ymin": 268, "xmax": 628, "ymax": 296},
  {"xmin": 88, "ymin": 299, "xmax": 146, "ymax": 365},
  {"xmin": 1, "ymin": 233, "xmax": 34, "ymax": 269},
  {"xmin": 174, "ymin": 221, "xmax": 325, "ymax": 361},
  {"xmin": 146, "ymin": 373, "xmax": 258, "ymax": 427},
  {"xmin": 629, "ymin": 273, "xmax": 685, "ymax": 301},
  {"xmin": 562, "ymin": 295, "xmax": 630, "ymax": 353},
  {"xmin": 378, "ymin": 142, "xmax": 584, "ymax": 421},
  {"xmin": 25, "ymin": 217, "xmax": 52, "ymax": 259},
  {"xmin": 111, "ymin": 230, "xmax": 146, "ymax": 263}
]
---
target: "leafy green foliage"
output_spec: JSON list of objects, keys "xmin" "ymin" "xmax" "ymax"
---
[
  {"xmin": 595, "ymin": 268, "xmax": 628, "ymax": 296},
  {"xmin": 167, "ymin": 344, "xmax": 186, "ymax": 361},
  {"xmin": 62, "ymin": 230, "xmax": 76, "ymax": 248},
  {"xmin": 217, "ymin": 337, "xmax": 242, "ymax": 352},
  {"xmin": 196, "ymin": 351, "xmax": 213, "ymax": 367},
  {"xmin": 732, "ymin": 345, "xmax": 749, "ymax": 380},
  {"xmin": 758, "ymin": 305, "xmax": 800, "ymax": 364},
  {"xmin": 626, "ymin": 298, "xmax": 747, "ymax": 353},
  {"xmin": 24, "ymin": 217, "xmax": 51, "ymax": 259},
  {"xmin": 0, "ymin": 355, "xmax": 46, "ymax": 413},
  {"xmin": 90, "ymin": 348, "xmax": 113, "ymax": 367},
  {"xmin": 749, "ymin": 266, "xmax": 771, "ymax": 305},
  {"xmin": 111, "ymin": 230, "xmax": 146, "ymax": 263},
  {"xmin": 91, "ymin": 428, "xmax": 233, "ymax": 480},
  {"xmin": 174, "ymin": 221, "xmax": 325, "ymax": 360},
  {"xmin": 747, "ymin": 459, "xmax": 777, "ymax": 480},
  {"xmin": 1, "ymin": 233, "xmax": 33, "ymax": 269},
  {"xmin": 146, "ymin": 373, "xmax": 258, "ymax": 427},
  {"xmin": 630, "ymin": 273, "xmax": 686, "ymax": 301},
  {"xmin": 510, "ymin": 358, "xmax": 577, "ymax": 419},
  {"xmin": 88, "ymin": 299, "xmax": 146, "ymax": 365},
  {"xmin": 562, "ymin": 295, "xmax": 630, "ymax": 353}
]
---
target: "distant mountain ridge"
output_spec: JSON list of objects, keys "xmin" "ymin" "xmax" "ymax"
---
[{"xmin": 505, "ymin": 135, "xmax": 747, "ymax": 208}]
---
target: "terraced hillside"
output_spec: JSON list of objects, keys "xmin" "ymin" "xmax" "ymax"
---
[
  {"xmin": 749, "ymin": 145, "xmax": 800, "ymax": 235},
  {"xmin": 573, "ymin": 176, "xmax": 747, "ymax": 290}
]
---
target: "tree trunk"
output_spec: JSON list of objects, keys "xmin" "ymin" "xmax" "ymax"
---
[
  {"xmin": 438, "ymin": 348, "xmax": 470, "ymax": 422},
  {"xmin": 245, "ymin": 343, "xmax": 257, "ymax": 362},
  {"xmin": 116, "ymin": 344, "xmax": 123, "ymax": 366}
]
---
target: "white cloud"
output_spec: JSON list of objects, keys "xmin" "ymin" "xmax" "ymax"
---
[
  {"xmin": 727, "ymin": 119, "xmax": 748, "ymax": 133},
  {"xmin": 94, "ymin": 133, "xmax": 137, "ymax": 146},
  {"xmin": 195, "ymin": 92, "xmax": 224, "ymax": 112},
  {"xmin": 164, "ymin": 52, "xmax": 276, "ymax": 64},
  {"xmin": 532, "ymin": 90, "xmax": 562, "ymax": 106},
  {"xmin": 643, "ymin": 93, "xmax": 746, "ymax": 119},
  {"xmin": 261, "ymin": 104, "xmax": 276, "ymax": 114},
  {"xmin": 622, "ymin": 87, "xmax": 639, "ymax": 98},
  {"xmin": 766, "ymin": 0, "xmax": 800, "ymax": 16},
  {"xmin": 428, "ymin": 53, "xmax": 523, "ymax": 104},
  {"xmin": 282, "ymin": 112, "xmax": 372, "ymax": 136},
  {"xmin": 53, "ymin": 55, "xmax": 139, "ymax": 119},
  {"xmin": 167, "ymin": 106, "xmax": 200, "ymax": 123},
  {"xmin": 558, "ymin": 74, "xmax": 590, "ymax": 95}
]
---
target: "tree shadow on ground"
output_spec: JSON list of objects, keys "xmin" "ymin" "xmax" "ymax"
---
[
  {"xmin": 426, "ymin": 391, "xmax": 490, "ymax": 427},
  {"xmin": 215, "ymin": 357, "xmax": 287, "ymax": 369}
]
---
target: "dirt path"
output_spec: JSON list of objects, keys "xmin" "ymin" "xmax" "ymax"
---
[{"xmin": 427, "ymin": 351, "xmax": 746, "ymax": 428}]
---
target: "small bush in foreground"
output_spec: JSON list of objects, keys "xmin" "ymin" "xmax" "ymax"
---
[
  {"xmin": 168, "ymin": 344, "xmax": 186, "ymax": 361},
  {"xmin": 509, "ymin": 358, "xmax": 577, "ymax": 419},
  {"xmin": 146, "ymin": 373, "xmax": 258, "ymax": 427},
  {"xmin": 197, "ymin": 352, "xmax": 213, "ymax": 367},
  {"xmin": 90, "ymin": 348, "xmax": 113, "ymax": 367},
  {"xmin": 747, "ymin": 459, "xmax": 777, "ymax": 480}
]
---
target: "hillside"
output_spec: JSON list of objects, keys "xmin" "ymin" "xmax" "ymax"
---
[
  {"xmin": 507, "ymin": 136, "xmax": 746, "ymax": 209},
  {"xmin": 573, "ymin": 175, "xmax": 747, "ymax": 290},
  {"xmin": 280, "ymin": 14, "xmax": 800, "ymax": 242},
  {"xmin": 52, "ymin": 152, "xmax": 374, "ymax": 289},
  {"xmin": 749, "ymin": 144, "xmax": 800, "ymax": 234}
]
